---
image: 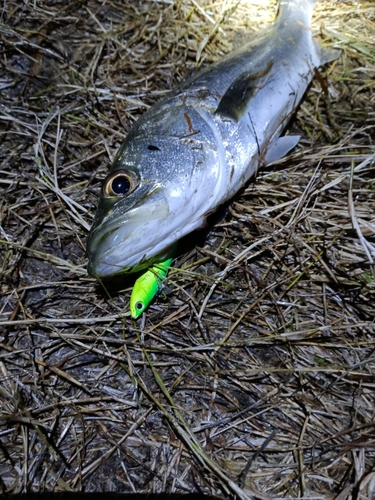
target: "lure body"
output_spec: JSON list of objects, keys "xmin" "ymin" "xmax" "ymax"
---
[{"xmin": 130, "ymin": 257, "xmax": 173, "ymax": 318}]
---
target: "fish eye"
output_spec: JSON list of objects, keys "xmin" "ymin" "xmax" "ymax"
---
[{"xmin": 102, "ymin": 170, "xmax": 139, "ymax": 198}]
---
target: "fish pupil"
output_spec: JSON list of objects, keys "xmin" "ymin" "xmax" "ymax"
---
[
  {"xmin": 136, "ymin": 301, "xmax": 144, "ymax": 311},
  {"xmin": 111, "ymin": 176, "xmax": 130, "ymax": 195}
]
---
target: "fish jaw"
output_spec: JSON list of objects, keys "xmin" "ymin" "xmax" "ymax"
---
[{"xmin": 87, "ymin": 185, "xmax": 172, "ymax": 278}]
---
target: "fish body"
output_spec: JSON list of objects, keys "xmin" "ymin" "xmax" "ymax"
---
[{"xmin": 87, "ymin": 0, "xmax": 334, "ymax": 278}]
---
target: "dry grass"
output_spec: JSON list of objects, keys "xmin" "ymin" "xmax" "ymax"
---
[{"xmin": 1, "ymin": 0, "xmax": 375, "ymax": 498}]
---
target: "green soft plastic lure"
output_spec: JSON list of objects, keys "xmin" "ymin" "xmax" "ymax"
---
[{"xmin": 130, "ymin": 257, "xmax": 173, "ymax": 318}]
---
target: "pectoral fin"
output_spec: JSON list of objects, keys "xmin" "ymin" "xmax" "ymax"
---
[
  {"xmin": 265, "ymin": 135, "xmax": 300, "ymax": 165},
  {"xmin": 315, "ymin": 41, "xmax": 341, "ymax": 66},
  {"xmin": 215, "ymin": 60, "xmax": 273, "ymax": 121}
]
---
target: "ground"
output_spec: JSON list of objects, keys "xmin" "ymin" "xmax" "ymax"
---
[{"xmin": 1, "ymin": 1, "xmax": 375, "ymax": 499}]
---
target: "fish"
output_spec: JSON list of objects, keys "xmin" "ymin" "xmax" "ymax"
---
[{"xmin": 87, "ymin": 0, "xmax": 338, "ymax": 279}]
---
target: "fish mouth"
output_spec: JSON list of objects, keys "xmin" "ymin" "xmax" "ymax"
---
[
  {"xmin": 87, "ymin": 241, "xmax": 168, "ymax": 278},
  {"xmin": 86, "ymin": 187, "xmax": 171, "ymax": 278}
]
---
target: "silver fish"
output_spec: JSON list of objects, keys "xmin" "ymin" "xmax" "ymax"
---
[{"xmin": 87, "ymin": 0, "xmax": 336, "ymax": 278}]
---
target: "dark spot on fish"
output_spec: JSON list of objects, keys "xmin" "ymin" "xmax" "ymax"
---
[
  {"xmin": 229, "ymin": 164, "xmax": 235, "ymax": 183},
  {"xmin": 148, "ymin": 145, "xmax": 160, "ymax": 151}
]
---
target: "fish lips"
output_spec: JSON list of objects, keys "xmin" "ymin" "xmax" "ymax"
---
[{"xmin": 87, "ymin": 186, "xmax": 171, "ymax": 278}]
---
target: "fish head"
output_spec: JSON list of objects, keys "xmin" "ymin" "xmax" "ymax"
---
[
  {"xmin": 87, "ymin": 165, "xmax": 172, "ymax": 278},
  {"xmin": 87, "ymin": 110, "xmax": 222, "ymax": 279}
]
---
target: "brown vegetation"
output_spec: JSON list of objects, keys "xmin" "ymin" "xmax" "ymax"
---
[{"xmin": 1, "ymin": 0, "xmax": 375, "ymax": 498}]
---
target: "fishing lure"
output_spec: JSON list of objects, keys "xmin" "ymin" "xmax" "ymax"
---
[{"xmin": 130, "ymin": 257, "xmax": 173, "ymax": 318}]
